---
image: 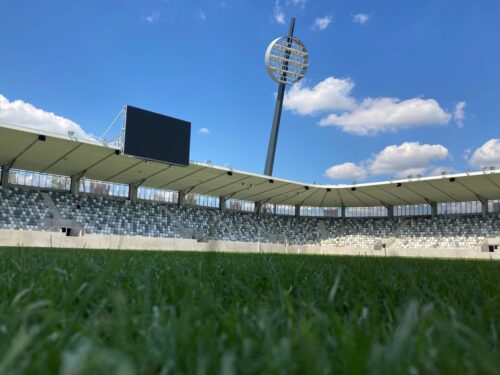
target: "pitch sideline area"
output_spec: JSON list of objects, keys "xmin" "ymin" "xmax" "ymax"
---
[
  {"xmin": 2, "ymin": 229, "xmax": 500, "ymax": 260},
  {"xmin": 0, "ymin": 247, "xmax": 499, "ymax": 374}
]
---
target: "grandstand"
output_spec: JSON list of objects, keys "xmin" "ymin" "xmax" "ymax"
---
[{"xmin": 1, "ymin": 122, "xmax": 500, "ymax": 258}]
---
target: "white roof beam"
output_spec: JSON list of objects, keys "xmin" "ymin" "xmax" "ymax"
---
[{"xmin": 42, "ymin": 143, "xmax": 83, "ymax": 173}]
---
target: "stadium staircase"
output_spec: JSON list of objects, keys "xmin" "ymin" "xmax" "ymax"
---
[
  {"xmin": 374, "ymin": 237, "xmax": 396, "ymax": 250},
  {"xmin": 318, "ymin": 220, "xmax": 329, "ymax": 241},
  {"xmin": 161, "ymin": 207, "xmax": 206, "ymax": 242},
  {"xmin": 41, "ymin": 192, "xmax": 84, "ymax": 235},
  {"xmin": 248, "ymin": 215, "xmax": 276, "ymax": 242},
  {"xmin": 390, "ymin": 218, "xmax": 409, "ymax": 248},
  {"xmin": 215, "ymin": 215, "xmax": 237, "ymax": 240}
]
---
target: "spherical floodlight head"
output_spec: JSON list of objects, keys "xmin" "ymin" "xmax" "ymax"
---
[{"xmin": 265, "ymin": 36, "xmax": 308, "ymax": 85}]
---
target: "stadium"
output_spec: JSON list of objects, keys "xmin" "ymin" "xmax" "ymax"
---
[
  {"xmin": 1, "ymin": 2, "xmax": 500, "ymax": 374},
  {"xmin": 1, "ymin": 120, "xmax": 500, "ymax": 258}
]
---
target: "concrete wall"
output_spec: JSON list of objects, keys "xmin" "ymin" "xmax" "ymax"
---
[
  {"xmin": 0, "ymin": 229, "xmax": 499, "ymax": 260},
  {"xmin": 0, "ymin": 230, "xmax": 205, "ymax": 252}
]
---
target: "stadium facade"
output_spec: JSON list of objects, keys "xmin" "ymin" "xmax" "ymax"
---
[{"xmin": 0, "ymin": 122, "xmax": 499, "ymax": 259}]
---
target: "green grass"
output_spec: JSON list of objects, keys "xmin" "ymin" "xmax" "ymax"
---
[{"xmin": 0, "ymin": 248, "xmax": 499, "ymax": 374}]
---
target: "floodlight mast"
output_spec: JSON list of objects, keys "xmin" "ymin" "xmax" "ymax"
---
[
  {"xmin": 264, "ymin": 18, "xmax": 295, "ymax": 176},
  {"xmin": 264, "ymin": 17, "xmax": 308, "ymax": 176}
]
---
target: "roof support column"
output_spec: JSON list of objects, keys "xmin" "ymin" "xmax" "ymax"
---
[
  {"xmin": 478, "ymin": 196, "xmax": 489, "ymax": 218},
  {"xmin": 219, "ymin": 196, "xmax": 226, "ymax": 211},
  {"xmin": 1, "ymin": 165, "xmax": 11, "ymax": 188},
  {"xmin": 387, "ymin": 205, "xmax": 394, "ymax": 219},
  {"xmin": 341, "ymin": 205, "xmax": 346, "ymax": 219},
  {"xmin": 254, "ymin": 201, "xmax": 262, "ymax": 216},
  {"xmin": 178, "ymin": 190, "xmax": 186, "ymax": 206},
  {"xmin": 295, "ymin": 204, "xmax": 301, "ymax": 218},
  {"xmin": 430, "ymin": 202, "xmax": 438, "ymax": 218},
  {"xmin": 70, "ymin": 175, "xmax": 81, "ymax": 196},
  {"xmin": 482, "ymin": 200, "xmax": 489, "ymax": 218},
  {"xmin": 128, "ymin": 184, "xmax": 139, "ymax": 202}
]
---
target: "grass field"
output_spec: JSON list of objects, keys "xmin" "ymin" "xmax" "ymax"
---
[{"xmin": 0, "ymin": 248, "xmax": 499, "ymax": 374}]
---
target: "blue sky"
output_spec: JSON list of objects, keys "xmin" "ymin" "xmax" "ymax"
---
[{"xmin": 1, "ymin": 0, "xmax": 499, "ymax": 184}]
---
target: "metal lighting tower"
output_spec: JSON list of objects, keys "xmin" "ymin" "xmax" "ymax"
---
[{"xmin": 264, "ymin": 17, "xmax": 308, "ymax": 176}]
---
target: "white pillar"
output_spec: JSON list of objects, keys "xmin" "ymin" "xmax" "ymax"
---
[
  {"xmin": 70, "ymin": 176, "xmax": 81, "ymax": 195},
  {"xmin": 178, "ymin": 190, "xmax": 186, "ymax": 206},
  {"xmin": 387, "ymin": 205, "xmax": 394, "ymax": 219},
  {"xmin": 478, "ymin": 197, "xmax": 489, "ymax": 218},
  {"xmin": 254, "ymin": 201, "xmax": 262, "ymax": 215},
  {"xmin": 431, "ymin": 202, "xmax": 438, "ymax": 218},
  {"xmin": 219, "ymin": 196, "xmax": 227, "ymax": 211},
  {"xmin": 128, "ymin": 184, "xmax": 138, "ymax": 202}
]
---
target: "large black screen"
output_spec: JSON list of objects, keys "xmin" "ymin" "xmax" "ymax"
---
[{"xmin": 123, "ymin": 105, "xmax": 191, "ymax": 166}]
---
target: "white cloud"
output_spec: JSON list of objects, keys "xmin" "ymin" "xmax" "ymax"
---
[
  {"xmin": 273, "ymin": 0, "xmax": 307, "ymax": 25},
  {"xmin": 273, "ymin": 1, "xmax": 286, "ymax": 24},
  {"xmin": 284, "ymin": 77, "xmax": 357, "ymax": 115},
  {"xmin": 144, "ymin": 9, "xmax": 161, "ymax": 24},
  {"xmin": 312, "ymin": 16, "xmax": 331, "ymax": 30},
  {"xmin": 0, "ymin": 94, "xmax": 92, "ymax": 140},
  {"xmin": 463, "ymin": 147, "xmax": 472, "ymax": 160},
  {"xmin": 284, "ymin": 76, "xmax": 453, "ymax": 136},
  {"xmin": 353, "ymin": 13, "xmax": 370, "ymax": 25},
  {"xmin": 324, "ymin": 142, "xmax": 450, "ymax": 181},
  {"xmin": 369, "ymin": 142, "xmax": 449, "ymax": 178},
  {"xmin": 454, "ymin": 101, "xmax": 466, "ymax": 127},
  {"xmin": 324, "ymin": 162, "xmax": 367, "ymax": 181},
  {"xmin": 198, "ymin": 9, "xmax": 206, "ymax": 21},
  {"xmin": 288, "ymin": 0, "xmax": 307, "ymax": 8},
  {"xmin": 469, "ymin": 139, "xmax": 500, "ymax": 168},
  {"xmin": 319, "ymin": 97, "xmax": 451, "ymax": 135},
  {"xmin": 198, "ymin": 127, "xmax": 210, "ymax": 134},
  {"xmin": 274, "ymin": 11, "xmax": 285, "ymax": 24}
]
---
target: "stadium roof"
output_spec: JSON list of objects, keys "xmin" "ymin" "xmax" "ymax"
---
[{"xmin": 1, "ymin": 122, "xmax": 500, "ymax": 208}]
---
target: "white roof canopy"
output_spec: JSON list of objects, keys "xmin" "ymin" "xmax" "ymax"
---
[{"xmin": 1, "ymin": 123, "xmax": 500, "ymax": 207}]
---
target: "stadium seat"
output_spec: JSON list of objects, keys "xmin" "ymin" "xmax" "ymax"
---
[{"xmin": 1, "ymin": 186, "xmax": 499, "ymax": 249}]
